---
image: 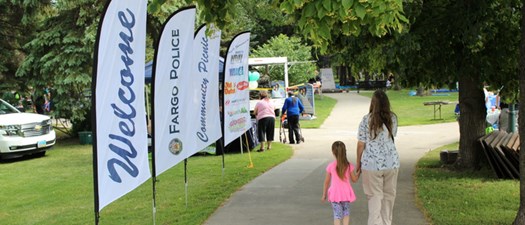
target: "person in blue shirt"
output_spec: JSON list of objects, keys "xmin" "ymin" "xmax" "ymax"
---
[{"xmin": 282, "ymin": 91, "xmax": 304, "ymax": 144}]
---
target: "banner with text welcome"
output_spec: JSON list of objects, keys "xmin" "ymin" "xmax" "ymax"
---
[
  {"xmin": 223, "ymin": 32, "xmax": 251, "ymax": 145},
  {"xmin": 192, "ymin": 24, "xmax": 222, "ymax": 152},
  {"xmin": 93, "ymin": 0, "xmax": 150, "ymax": 211},
  {"xmin": 153, "ymin": 7, "xmax": 196, "ymax": 176}
]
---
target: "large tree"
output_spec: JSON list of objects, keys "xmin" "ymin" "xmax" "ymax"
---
[
  {"xmin": 0, "ymin": 0, "xmax": 50, "ymax": 92},
  {"xmin": 401, "ymin": 0, "xmax": 520, "ymax": 169},
  {"xmin": 515, "ymin": 1, "xmax": 525, "ymax": 224},
  {"xmin": 16, "ymin": 0, "xmax": 105, "ymax": 134}
]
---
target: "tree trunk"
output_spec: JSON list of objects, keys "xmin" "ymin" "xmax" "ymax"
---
[
  {"xmin": 512, "ymin": 1, "xmax": 525, "ymax": 224},
  {"xmin": 456, "ymin": 74, "xmax": 486, "ymax": 169},
  {"xmin": 337, "ymin": 66, "xmax": 348, "ymax": 86}
]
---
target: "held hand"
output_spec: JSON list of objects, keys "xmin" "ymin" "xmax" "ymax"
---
[{"xmin": 355, "ymin": 164, "xmax": 361, "ymax": 174}]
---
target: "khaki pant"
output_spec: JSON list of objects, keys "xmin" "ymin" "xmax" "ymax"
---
[{"xmin": 362, "ymin": 168, "xmax": 399, "ymax": 225}]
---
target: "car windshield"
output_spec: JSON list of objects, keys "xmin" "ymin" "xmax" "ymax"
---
[{"xmin": 0, "ymin": 99, "xmax": 20, "ymax": 115}]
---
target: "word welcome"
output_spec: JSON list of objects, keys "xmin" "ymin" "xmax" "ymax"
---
[{"xmin": 107, "ymin": 9, "xmax": 139, "ymax": 183}]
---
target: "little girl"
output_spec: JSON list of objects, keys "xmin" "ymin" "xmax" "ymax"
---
[{"xmin": 322, "ymin": 141, "xmax": 360, "ymax": 225}]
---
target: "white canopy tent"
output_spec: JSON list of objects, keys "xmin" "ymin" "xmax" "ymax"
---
[{"xmin": 248, "ymin": 57, "xmax": 289, "ymax": 89}]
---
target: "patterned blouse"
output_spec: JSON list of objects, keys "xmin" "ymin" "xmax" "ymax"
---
[{"xmin": 357, "ymin": 113, "xmax": 400, "ymax": 171}]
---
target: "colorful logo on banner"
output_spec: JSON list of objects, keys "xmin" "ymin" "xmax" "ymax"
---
[
  {"xmin": 223, "ymin": 32, "xmax": 251, "ymax": 145},
  {"xmin": 93, "ymin": 0, "xmax": 150, "ymax": 211}
]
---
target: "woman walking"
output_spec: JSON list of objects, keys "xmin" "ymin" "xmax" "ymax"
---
[
  {"xmin": 356, "ymin": 90, "xmax": 399, "ymax": 225},
  {"xmin": 253, "ymin": 90, "xmax": 275, "ymax": 152}
]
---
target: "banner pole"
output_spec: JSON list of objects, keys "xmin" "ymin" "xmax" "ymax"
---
[
  {"xmin": 244, "ymin": 134, "xmax": 254, "ymax": 168},
  {"xmin": 184, "ymin": 159, "xmax": 188, "ymax": 208},
  {"xmin": 240, "ymin": 137, "xmax": 244, "ymax": 155}
]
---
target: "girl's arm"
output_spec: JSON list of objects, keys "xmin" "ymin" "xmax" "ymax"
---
[
  {"xmin": 350, "ymin": 169, "xmax": 360, "ymax": 182},
  {"xmin": 321, "ymin": 173, "xmax": 330, "ymax": 202}
]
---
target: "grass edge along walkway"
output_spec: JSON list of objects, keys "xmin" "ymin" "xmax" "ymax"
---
[
  {"xmin": 415, "ymin": 142, "xmax": 519, "ymax": 225},
  {"xmin": 0, "ymin": 139, "xmax": 293, "ymax": 225}
]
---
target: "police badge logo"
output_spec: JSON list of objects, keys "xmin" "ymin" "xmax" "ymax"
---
[{"xmin": 169, "ymin": 138, "xmax": 182, "ymax": 155}]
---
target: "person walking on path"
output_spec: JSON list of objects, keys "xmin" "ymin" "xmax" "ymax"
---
[
  {"xmin": 204, "ymin": 92, "xmax": 458, "ymax": 225},
  {"xmin": 282, "ymin": 91, "xmax": 304, "ymax": 144},
  {"xmin": 254, "ymin": 90, "xmax": 276, "ymax": 152},
  {"xmin": 322, "ymin": 141, "xmax": 360, "ymax": 225},
  {"xmin": 356, "ymin": 90, "xmax": 400, "ymax": 225}
]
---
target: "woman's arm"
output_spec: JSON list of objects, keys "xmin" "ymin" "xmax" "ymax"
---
[
  {"xmin": 321, "ymin": 173, "xmax": 330, "ymax": 202},
  {"xmin": 356, "ymin": 141, "xmax": 365, "ymax": 173}
]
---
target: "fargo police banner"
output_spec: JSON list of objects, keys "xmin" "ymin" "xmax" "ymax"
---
[
  {"xmin": 223, "ymin": 32, "xmax": 251, "ymax": 145},
  {"xmin": 153, "ymin": 7, "xmax": 196, "ymax": 176},
  {"xmin": 92, "ymin": 0, "xmax": 150, "ymax": 211},
  {"xmin": 192, "ymin": 24, "xmax": 222, "ymax": 152}
]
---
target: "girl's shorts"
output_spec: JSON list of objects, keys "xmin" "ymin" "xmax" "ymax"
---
[{"xmin": 331, "ymin": 201, "xmax": 351, "ymax": 220}]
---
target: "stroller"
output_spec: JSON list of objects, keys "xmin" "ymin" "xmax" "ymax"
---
[{"xmin": 279, "ymin": 114, "xmax": 304, "ymax": 144}]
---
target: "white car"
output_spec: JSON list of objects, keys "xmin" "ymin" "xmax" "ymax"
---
[{"xmin": 0, "ymin": 98, "xmax": 56, "ymax": 159}]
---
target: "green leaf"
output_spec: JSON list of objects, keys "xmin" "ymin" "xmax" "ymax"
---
[
  {"xmin": 342, "ymin": 0, "xmax": 354, "ymax": 10},
  {"xmin": 304, "ymin": 3, "xmax": 315, "ymax": 17},
  {"xmin": 397, "ymin": 13, "xmax": 409, "ymax": 23},
  {"xmin": 355, "ymin": 4, "xmax": 366, "ymax": 19},
  {"xmin": 322, "ymin": 0, "xmax": 332, "ymax": 11},
  {"xmin": 318, "ymin": 20, "xmax": 331, "ymax": 40},
  {"xmin": 317, "ymin": 4, "xmax": 326, "ymax": 19},
  {"xmin": 339, "ymin": 6, "xmax": 348, "ymax": 18}
]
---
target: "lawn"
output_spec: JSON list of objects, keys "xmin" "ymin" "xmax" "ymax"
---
[
  {"xmin": 359, "ymin": 89, "xmax": 459, "ymax": 126},
  {"xmin": 0, "ymin": 139, "xmax": 292, "ymax": 225},
  {"xmin": 415, "ymin": 143, "xmax": 519, "ymax": 225},
  {"xmin": 299, "ymin": 94, "xmax": 337, "ymax": 128}
]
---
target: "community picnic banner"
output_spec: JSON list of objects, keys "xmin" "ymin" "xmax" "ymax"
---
[
  {"xmin": 92, "ymin": 0, "xmax": 150, "ymax": 213},
  {"xmin": 223, "ymin": 32, "xmax": 251, "ymax": 145},
  {"xmin": 152, "ymin": 6, "xmax": 196, "ymax": 176},
  {"xmin": 192, "ymin": 24, "xmax": 222, "ymax": 152}
]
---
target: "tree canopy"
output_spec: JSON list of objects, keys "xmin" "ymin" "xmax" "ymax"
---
[{"xmin": 251, "ymin": 34, "xmax": 317, "ymax": 85}]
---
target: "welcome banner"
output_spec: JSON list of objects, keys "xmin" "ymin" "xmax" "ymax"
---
[
  {"xmin": 93, "ymin": 0, "xmax": 150, "ymax": 211},
  {"xmin": 192, "ymin": 24, "xmax": 222, "ymax": 151},
  {"xmin": 153, "ymin": 7, "xmax": 196, "ymax": 176},
  {"xmin": 223, "ymin": 32, "xmax": 251, "ymax": 145}
]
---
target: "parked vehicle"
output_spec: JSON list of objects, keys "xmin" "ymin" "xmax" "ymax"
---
[{"xmin": 0, "ymin": 98, "xmax": 56, "ymax": 159}]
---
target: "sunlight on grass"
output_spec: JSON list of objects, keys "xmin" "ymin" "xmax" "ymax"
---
[
  {"xmin": 359, "ymin": 89, "xmax": 459, "ymax": 126},
  {"xmin": 0, "ymin": 140, "xmax": 293, "ymax": 225},
  {"xmin": 415, "ymin": 143, "xmax": 519, "ymax": 225},
  {"xmin": 300, "ymin": 94, "xmax": 337, "ymax": 128}
]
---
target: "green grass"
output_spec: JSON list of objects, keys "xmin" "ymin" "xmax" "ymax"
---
[
  {"xmin": 299, "ymin": 94, "xmax": 337, "ymax": 128},
  {"xmin": 415, "ymin": 143, "xmax": 519, "ymax": 225},
  {"xmin": 359, "ymin": 89, "xmax": 459, "ymax": 126},
  {"xmin": 0, "ymin": 139, "xmax": 293, "ymax": 224}
]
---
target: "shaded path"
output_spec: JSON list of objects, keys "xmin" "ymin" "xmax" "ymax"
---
[{"xmin": 204, "ymin": 92, "xmax": 459, "ymax": 225}]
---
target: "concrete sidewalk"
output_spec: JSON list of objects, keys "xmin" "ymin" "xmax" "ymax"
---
[{"xmin": 204, "ymin": 92, "xmax": 459, "ymax": 225}]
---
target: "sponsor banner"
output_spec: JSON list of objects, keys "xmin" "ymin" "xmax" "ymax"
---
[
  {"xmin": 223, "ymin": 32, "xmax": 251, "ymax": 145},
  {"xmin": 94, "ymin": 0, "xmax": 150, "ymax": 211},
  {"xmin": 192, "ymin": 24, "xmax": 222, "ymax": 152},
  {"xmin": 153, "ymin": 7, "xmax": 196, "ymax": 176},
  {"xmin": 297, "ymin": 83, "xmax": 315, "ymax": 115},
  {"xmin": 320, "ymin": 68, "xmax": 336, "ymax": 90}
]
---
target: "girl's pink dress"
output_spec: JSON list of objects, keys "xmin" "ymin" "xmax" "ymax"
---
[{"xmin": 326, "ymin": 161, "xmax": 356, "ymax": 202}]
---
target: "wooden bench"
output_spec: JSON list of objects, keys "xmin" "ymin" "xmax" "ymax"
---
[{"xmin": 479, "ymin": 130, "xmax": 520, "ymax": 179}]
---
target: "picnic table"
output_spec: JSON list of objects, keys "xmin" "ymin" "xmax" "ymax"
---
[{"xmin": 423, "ymin": 101, "xmax": 451, "ymax": 120}]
